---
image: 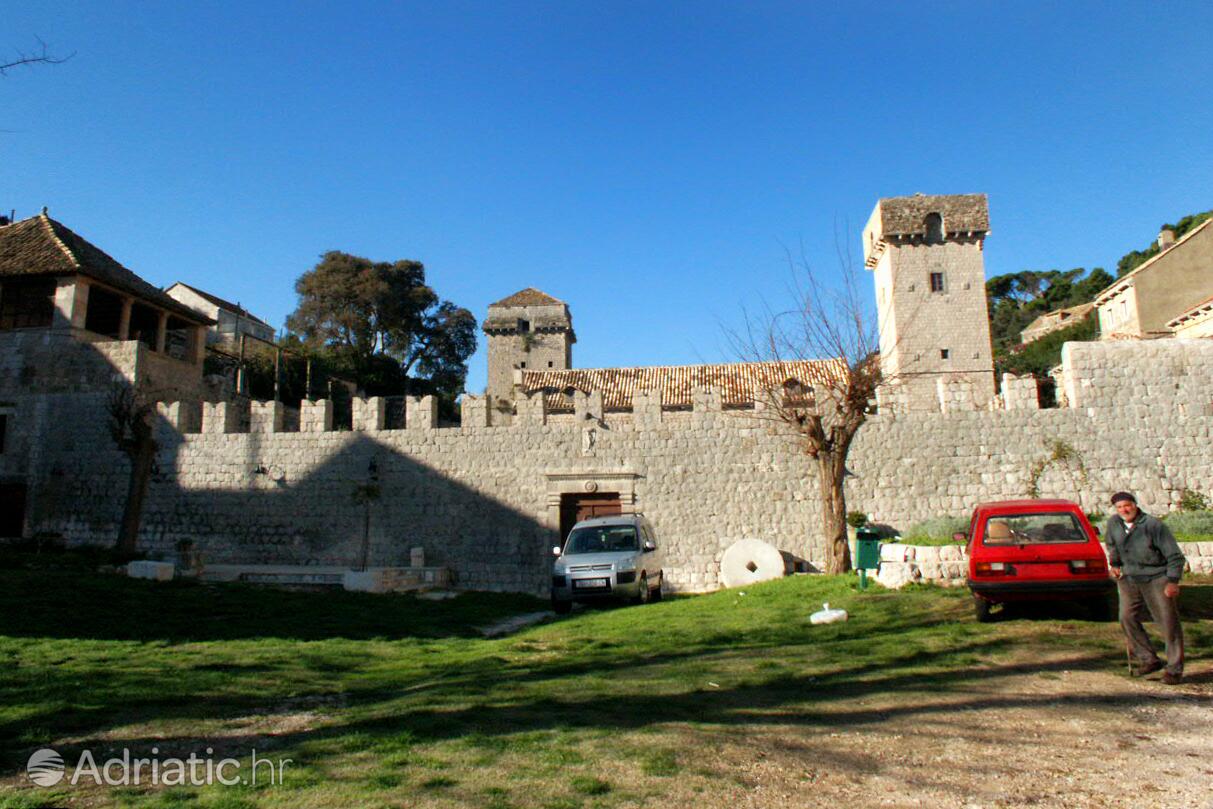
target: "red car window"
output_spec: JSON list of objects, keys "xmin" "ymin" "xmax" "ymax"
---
[{"xmin": 983, "ymin": 512, "xmax": 1087, "ymax": 546}]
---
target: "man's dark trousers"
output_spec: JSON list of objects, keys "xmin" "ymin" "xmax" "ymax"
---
[{"xmin": 1118, "ymin": 576, "xmax": 1183, "ymax": 675}]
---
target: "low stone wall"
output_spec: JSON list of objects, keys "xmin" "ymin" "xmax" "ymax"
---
[{"xmin": 875, "ymin": 541, "xmax": 1213, "ymax": 589}]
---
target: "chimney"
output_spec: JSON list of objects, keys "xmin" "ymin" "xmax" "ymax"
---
[{"xmin": 1158, "ymin": 228, "xmax": 1176, "ymax": 251}]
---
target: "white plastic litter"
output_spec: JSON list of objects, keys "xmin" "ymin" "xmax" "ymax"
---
[{"xmin": 809, "ymin": 602, "xmax": 848, "ymax": 625}]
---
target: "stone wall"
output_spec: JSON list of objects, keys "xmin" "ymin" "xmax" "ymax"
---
[
  {"xmin": 17, "ymin": 337, "xmax": 1213, "ymax": 595},
  {"xmin": 29, "ymin": 390, "xmax": 821, "ymax": 594}
]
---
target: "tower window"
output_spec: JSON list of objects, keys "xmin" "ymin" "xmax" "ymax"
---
[
  {"xmin": 517, "ymin": 319, "xmax": 530, "ymax": 332},
  {"xmin": 940, "ymin": 348, "xmax": 950, "ymax": 360},
  {"xmin": 929, "ymin": 272, "xmax": 945, "ymax": 293},
  {"xmin": 548, "ymin": 361, "xmax": 553, "ymax": 367},
  {"xmin": 520, "ymin": 361, "xmax": 526, "ymax": 368},
  {"xmin": 924, "ymin": 212, "xmax": 944, "ymax": 243}
]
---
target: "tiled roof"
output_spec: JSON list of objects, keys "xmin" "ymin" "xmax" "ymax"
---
[
  {"xmin": 875, "ymin": 194, "xmax": 990, "ymax": 237},
  {"xmin": 168, "ymin": 282, "xmax": 273, "ymax": 328},
  {"xmin": 0, "ymin": 213, "xmax": 211, "ymax": 323},
  {"xmin": 490, "ymin": 288, "xmax": 566, "ymax": 307},
  {"xmin": 1022, "ymin": 302, "xmax": 1095, "ymax": 333},
  {"xmin": 521, "ymin": 359, "xmax": 847, "ymax": 410}
]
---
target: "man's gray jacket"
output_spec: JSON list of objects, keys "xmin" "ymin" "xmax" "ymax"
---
[{"xmin": 1104, "ymin": 511, "xmax": 1186, "ymax": 583}]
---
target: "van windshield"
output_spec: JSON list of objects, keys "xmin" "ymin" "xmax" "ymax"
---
[
  {"xmin": 983, "ymin": 512, "xmax": 1088, "ymax": 545},
  {"xmin": 565, "ymin": 526, "xmax": 638, "ymax": 554}
]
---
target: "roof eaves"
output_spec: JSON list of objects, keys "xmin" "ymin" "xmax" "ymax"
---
[{"xmin": 1096, "ymin": 216, "xmax": 1213, "ymax": 303}]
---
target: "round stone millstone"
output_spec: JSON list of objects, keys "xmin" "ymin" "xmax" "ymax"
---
[{"xmin": 719, "ymin": 538, "xmax": 786, "ymax": 588}]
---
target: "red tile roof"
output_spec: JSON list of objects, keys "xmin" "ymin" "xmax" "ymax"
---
[{"xmin": 522, "ymin": 359, "xmax": 846, "ymax": 410}]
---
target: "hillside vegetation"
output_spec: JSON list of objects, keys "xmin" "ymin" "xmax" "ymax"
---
[{"xmin": 988, "ymin": 208, "xmax": 1211, "ymax": 382}]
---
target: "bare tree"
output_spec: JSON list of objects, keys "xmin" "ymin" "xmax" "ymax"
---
[
  {"xmin": 733, "ymin": 253, "xmax": 882, "ymax": 575},
  {"xmin": 108, "ymin": 383, "xmax": 158, "ymax": 556},
  {"xmin": 1, "ymin": 38, "xmax": 73, "ymax": 76}
]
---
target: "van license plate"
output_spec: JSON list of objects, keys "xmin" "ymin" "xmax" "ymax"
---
[{"xmin": 573, "ymin": 578, "xmax": 609, "ymax": 589}]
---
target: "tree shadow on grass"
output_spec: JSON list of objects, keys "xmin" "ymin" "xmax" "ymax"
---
[
  {"xmin": 0, "ymin": 584, "xmax": 1128, "ymax": 771},
  {"xmin": 0, "ymin": 569, "xmax": 545, "ymax": 642},
  {"xmin": 27, "ymin": 645, "xmax": 1179, "ymax": 786}
]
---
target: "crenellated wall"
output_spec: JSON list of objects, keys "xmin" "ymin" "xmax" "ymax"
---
[{"xmin": 18, "ymin": 338, "xmax": 1213, "ymax": 595}]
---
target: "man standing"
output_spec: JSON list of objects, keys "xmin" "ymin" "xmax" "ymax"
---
[{"xmin": 1105, "ymin": 492, "xmax": 1186, "ymax": 684}]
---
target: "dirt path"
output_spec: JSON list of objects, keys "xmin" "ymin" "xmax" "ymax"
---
[{"xmin": 684, "ymin": 657, "xmax": 1213, "ymax": 809}]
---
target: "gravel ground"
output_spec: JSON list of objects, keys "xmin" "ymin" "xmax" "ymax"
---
[{"xmin": 678, "ymin": 655, "xmax": 1213, "ymax": 809}]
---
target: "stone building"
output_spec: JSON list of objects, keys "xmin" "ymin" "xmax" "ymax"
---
[
  {"xmin": 165, "ymin": 282, "xmax": 276, "ymax": 346},
  {"xmin": 0, "ymin": 211, "xmax": 212, "ymax": 538},
  {"xmin": 1019, "ymin": 302, "xmax": 1095, "ymax": 345},
  {"xmin": 1094, "ymin": 218, "xmax": 1213, "ymax": 339},
  {"xmin": 482, "ymin": 288, "xmax": 575, "ymax": 418},
  {"xmin": 863, "ymin": 194, "xmax": 996, "ymax": 412}
]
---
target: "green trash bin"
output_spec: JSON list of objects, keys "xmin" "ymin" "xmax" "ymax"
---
[{"xmin": 855, "ymin": 526, "xmax": 880, "ymax": 590}]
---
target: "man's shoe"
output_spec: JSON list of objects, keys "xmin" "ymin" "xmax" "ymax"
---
[
  {"xmin": 1161, "ymin": 672, "xmax": 1183, "ymax": 685},
  {"xmin": 1134, "ymin": 659, "xmax": 1165, "ymax": 677}
]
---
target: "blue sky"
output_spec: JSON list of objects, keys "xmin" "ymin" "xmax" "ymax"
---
[{"xmin": 5, "ymin": 1, "xmax": 1212, "ymax": 389}]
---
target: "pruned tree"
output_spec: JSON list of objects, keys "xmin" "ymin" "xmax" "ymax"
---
[
  {"xmin": 108, "ymin": 383, "xmax": 158, "ymax": 556},
  {"xmin": 733, "ymin": 256, "xmax": 882, "ymax": 575},
  {"xmin": 1, "ymin": 38, "xmax": 73, "ymax": 76}
]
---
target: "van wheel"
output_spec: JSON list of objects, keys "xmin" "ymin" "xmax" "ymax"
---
[
  {"xmin": 650, "ymin": 573, "xmax": 663, "ymax": 602},
  {"xmin": 633, "ymin": 575, "xmax": 651, "ymax": 605},
  {"xmin": 974, "ymin": 596, "xmax": 994, "ymax": 623},
  {"xmin": 552, "ymin": 597, "xmax": 572, "ymax": 615}
]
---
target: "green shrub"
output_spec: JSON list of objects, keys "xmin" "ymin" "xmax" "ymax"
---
[
  {"xmin": 901, "ymin": 516, "xmax": 968, "ymax": 542},
  {"xmin": 846, "ymin": 511, "xmax": 869, "ymax": 529},
  {"xmin": 1162, "ymin": 510, "xmax": 1213, "ymax": 537},
  {"xmin": 1178, "ymin": 489, "xmax": 1209, "ymax": 512}
]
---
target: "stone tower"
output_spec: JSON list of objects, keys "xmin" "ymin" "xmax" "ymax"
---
[
  {"xmin": 862, "ymin": 194, "xmax": 995, "ymax": 412},
  {"xmin": 483, "ymin": 288, "xmax": 576, "ymax": 404}
]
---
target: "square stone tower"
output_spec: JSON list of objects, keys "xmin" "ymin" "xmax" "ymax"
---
[
  {"xmin": 483, "ymin": 288, "xmax": 576, "ymax": 404},
  {"xmin": 862, "ymin": 194, "xmax": 995, "ymax": 412}
]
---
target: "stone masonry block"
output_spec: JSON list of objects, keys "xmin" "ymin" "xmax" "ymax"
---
[
  {"xmin": 406, "ymin": 395, "xmax": 437, "ymax": 429},
  {"xmin": 460, "ymin": 394, "xmax": 490, "ymax": 427},
  {"xmin": 202, "ymin": 401, "xmax": 241, "ymax": 434},
  {"xmin": 632, "ymin": 389, "xmax": 662, "ymax": 427},
  {"xmin": 515, "ymin": 391, "xmax": 546, "ymax": 425},
  {"xmin": 354, "ymin": 397, "xmax": 386, "ymax": 431},
  {"xmin": 250, "ymin": 401, "xmax": 285, "ymax": 433},
  {"xmin": 573, "ymin": 390, "xmax": 603, "ymax": 423},
  {"xmin": 300, "ymin": 399, "xmax": 333, "ymax": 432}
]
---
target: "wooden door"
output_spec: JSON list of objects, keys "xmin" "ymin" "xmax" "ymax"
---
[
  {"xmin": 559, "ymin": 492, "xmax": 622, "ymax": 543},
  {"xmin": 0, "ymin": 484, "xmax": 27, "ymax": 538}
]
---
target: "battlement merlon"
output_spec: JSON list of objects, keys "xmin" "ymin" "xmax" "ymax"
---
[{"xmin": 862, "ymin": 193, "xmax": 990, "ymax": 268}]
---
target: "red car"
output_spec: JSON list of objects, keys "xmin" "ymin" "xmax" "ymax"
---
[{"xmin": 960, "ymin": 499, "xmax": 1114, "ymax": 622}]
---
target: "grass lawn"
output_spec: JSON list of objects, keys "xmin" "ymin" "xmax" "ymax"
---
[{"xmin": 1, "ymin": 555, "xmax": 1211, "ymax": 808}]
